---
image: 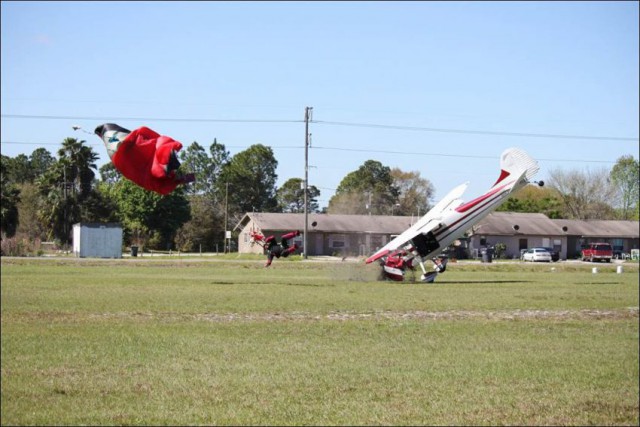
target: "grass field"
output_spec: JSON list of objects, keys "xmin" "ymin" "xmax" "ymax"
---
[{"xmin": 1, "ymin": 256, "xmax": 638, "ymax": 426}]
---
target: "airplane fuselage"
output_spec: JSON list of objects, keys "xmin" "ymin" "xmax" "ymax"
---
[{"xmin": 413, "ymin": 175, "xmax": 526, "ymax": 261}]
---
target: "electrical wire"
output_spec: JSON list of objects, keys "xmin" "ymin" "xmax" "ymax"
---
[
  {"xmin": 3, "ymin": 114, "xmax": 637, "ymax": 142},
  {"xmin": 2, "ymin": 114, "xmax": 636, "ymax": 165},
  {"xmin": 1, "ymin": 114, "xmax": 301, "ymax": 124},
  {"xmin": 313, "ymin": 120, "xmax": 639, "ymax": 142},
  {"xmin": 310, "ymin": 145, "xmax": 619, "ymax": 164},
  {"xmin": 0, "ymin": 141, "xmax": 624, "ymax": 164}
]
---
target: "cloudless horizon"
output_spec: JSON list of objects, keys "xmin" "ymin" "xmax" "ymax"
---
[{"xmin": 2, "ymin": 1, "xmax": 638, "ymax": 211}]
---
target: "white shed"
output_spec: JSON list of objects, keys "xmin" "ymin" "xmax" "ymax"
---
[{"xmin": 72, "ymin": 223, "xmax": 123, "ymax": 258}]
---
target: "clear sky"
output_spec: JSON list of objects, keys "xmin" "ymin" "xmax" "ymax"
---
[{"xmin": 2, "ymin": 1, "xmax": 638, "ymax": 211}]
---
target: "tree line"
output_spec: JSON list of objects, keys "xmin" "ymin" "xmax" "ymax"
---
[{"xmin": 1, "ymin": 137, "xmax": 638, "ymax": 253}]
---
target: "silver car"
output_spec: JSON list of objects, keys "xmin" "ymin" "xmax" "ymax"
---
[{"xmin": 522, "ymin": 248, "xmax": 552, "ymax": 262}]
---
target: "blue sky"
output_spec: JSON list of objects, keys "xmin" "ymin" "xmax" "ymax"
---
[{"xmin": 2, "ymin": 1, "xmax": 638, "ymax": 210}]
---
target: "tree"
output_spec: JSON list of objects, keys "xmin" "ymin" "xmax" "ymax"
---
[
  {"xmin": 3, "ymin": 154, "xmax": 31, "ymax": 184},
  {"xmin": 496, "ymin": 185, "xmax": 564, "ymax": 218},
  {"xmin": 547, "ymin": 167, "xmax": 617, "ymax": 219},
  {"xmin": 174, "ymin": 195, "xmax": 220, "ymax": 251},
  {"xmin": 107, "ymin": 179, "xmax": 191, "ymax": 249},
  {"xmin": 219, "ymin": 144, "xmax": 279, "ymax": 222},
  {"xmin": 1, "ymin": 158, "xmax": 20, "ymax": 237},
  {"xmin": 29, "ymin": 148, "xmax": 55, "ymax": 179},
  {"xmin": 328, "ymin": 160, "xmax": 399, "ymax": 215},
  {"xmin": 175, "ymin": 139, "xmax": 231, "ymax": 249},
  {"xmin": 16, "ymin": 183, "xmax": 48, "ymax": 241},
  {"xmin": 35, "ymin": 139, "xmax": 104, "ymax": 245},
  {"xmin": 390, "ymin": 168, "xmax": 434, "ymax": 216},
  {"xmin": 179, "ymin": 139, "xmax": 231, "ymax": 198},
  {"xmin": 179, "ymin": 141, "xmax": 210, "ymax": 196},
  {"xmin": 99, "ymin": 163, "xmax": 121, "ymax": 185},
  {"xmin": 277, "ymin": 177, "xmax": 320, "ymax": 213},
  {"xmin": 609, "ymin": 155, "xmax": 639, "ymax": 220},
  {"xmin": 57, "ymin": 137, "xmax": 98, "ymax": 199}
]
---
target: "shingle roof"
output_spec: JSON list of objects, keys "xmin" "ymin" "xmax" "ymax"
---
[
  {"xmin": 471, "ymin": 212, "xmax": 561, "ymax": 235},
  {"xmin": 236, "ymin": 212, "xmax": 639, "ymax": 238},
  {"xmin": 551, "ymin": 219, "xmax": 639, "ymax": 238},
  {"xmin": 236, "ymin": 212, "xmax": 418, "ymax": 234}
]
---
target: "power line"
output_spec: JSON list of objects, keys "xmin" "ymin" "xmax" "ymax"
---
[
  {"xmin": 313, "ymin": 120, "xmax": 639, "ymax": 142},
  {"xmin": 0, "ymin": 141, "xmax": 302, "ymax": 149},
  {"xmin": 3, "ymin": 114, "xmax": 637, "ymax": 142},
  {"xmin": 1, "ymin": 114, "xmax": 300, "ymax": 123},
  {"xmin": 0, "ymin": 140, "xmax": 624, "ymax": 164},
  {"xmin": 310, "ymin": 145, "xmax": 619, "ymax": 164}
]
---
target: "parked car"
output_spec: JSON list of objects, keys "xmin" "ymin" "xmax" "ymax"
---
[
  {"xmin": 542, "ymin": 247, "xmax": 560, "ymax": 262},
  {"xmin": 581, "ymin": 243, "xmax": 613, "ymax": 263},
  {"xmin": 522, "ymin": 248, "xmax": 552, "ymax": 262}
]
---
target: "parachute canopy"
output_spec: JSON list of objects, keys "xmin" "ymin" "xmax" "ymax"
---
[{"xmin": 95, "ymin": 123, "xmax": 194, "ymax": 195}]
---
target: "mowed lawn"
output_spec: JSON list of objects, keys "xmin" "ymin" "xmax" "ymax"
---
[{"xmin": 1, "ymin": 257, "xmax": 638, "ymax": 426}]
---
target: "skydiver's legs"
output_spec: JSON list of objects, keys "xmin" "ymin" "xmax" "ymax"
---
[
  {"xmin": 265, "ymin": 252, "xmax": 275, "ymax": 267},
  {"xmin": 265, "ymin": 245, "xmax": 284, "ymax": 267},
  {"xmin": 280, "ymin": 231, "xmax": 300, "ymax": 241},
  {"xmin": 279, "ymin": 231, "xmax": 301, "ymax": 249},
  {"xmin": 281, "ymin": 244, "xmax": 298, "ymax": 258}
]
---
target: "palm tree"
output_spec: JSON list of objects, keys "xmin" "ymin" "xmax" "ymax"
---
[
  {"xmin": 34, "ymin": 139, "xmax": 101, "ymax": 245},
  {"xmin": 57, "ymin": 138, "xmax": 98, "ymax": 199}
]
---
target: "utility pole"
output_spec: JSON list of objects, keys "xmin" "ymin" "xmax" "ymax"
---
[
  {"xmin": 63, "ymin": 166, "xmax": 67, "ymax": 247},
  {"xmin": 303, "ymin": 106, "xmax": 313, "ymax": 259},
  {"xmin": 225, "ymin": 182, "xmax": 229, "ymax": 253}
]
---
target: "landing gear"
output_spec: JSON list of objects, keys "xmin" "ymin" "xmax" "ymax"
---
[
  {"xmin": 378, "ymin": 244, "xmax": 448, "ymax": 284},
  {"xmin": 418, "ymin": 256, "xmax": 448, "ymax": 283}
]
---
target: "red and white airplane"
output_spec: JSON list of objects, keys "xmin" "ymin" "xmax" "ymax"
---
[{"xmin": 366, "ymin": 147, "xmax": 541, "ymax": 282}]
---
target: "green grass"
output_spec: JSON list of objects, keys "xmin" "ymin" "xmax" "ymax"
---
[{"xmin": 1, "ymin": 257, "xmax": 638, "ymax": 426}]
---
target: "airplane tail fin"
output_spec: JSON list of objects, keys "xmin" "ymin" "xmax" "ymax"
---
[
  {"xmin": 492, "ymin": 147, "xmax": 539, "ymax": 188},
  {"xmin": 454, "ymin": 148, "xmax": 539, "ymax": 214}
]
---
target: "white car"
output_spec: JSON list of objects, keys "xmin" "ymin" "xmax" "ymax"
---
[{"xmin": 522, "ymin": 248, "xmax": 552, "ymax": 262}]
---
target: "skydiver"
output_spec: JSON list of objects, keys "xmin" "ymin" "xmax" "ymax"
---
[{"xmin": 250, "ymin": 230, "xmax": 301, "ymax": 267}]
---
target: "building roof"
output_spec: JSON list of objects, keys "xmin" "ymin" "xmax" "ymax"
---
[
  {"xmin": 235, "ymin": 212, "xmax": 417, "ymax": 234},
  {"xmin": 470, "ymin": 212, "xmax": 561, "ymax": 236},
  {"xmin": 236, "ymin": 211, "xmax": 639, "ymax": 239},
  {"xmin": 551, "ymin": 219, "xmax": 640, "ymax": 239}
]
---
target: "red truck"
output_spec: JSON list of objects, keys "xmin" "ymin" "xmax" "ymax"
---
[{"xmin": 581, "ymin": 243, "xmax": 613, "ymax": 263}]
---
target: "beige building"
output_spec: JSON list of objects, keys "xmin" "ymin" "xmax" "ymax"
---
[
  {"xmin": 235, "ymin": 212, "xmax": 640, "ymax": 260},
  {"xmin": 468, "ymin": 212, "xmax": 639, "ymax": 259},
  {"xmin": 235, "ymin": 212, "xmax": 417, "ymax": 257}
]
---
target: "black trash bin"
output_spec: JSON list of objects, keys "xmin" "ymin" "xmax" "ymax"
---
[{"xmin": 131, "ymin": 246, "xmax": 138, "ymax": 257}]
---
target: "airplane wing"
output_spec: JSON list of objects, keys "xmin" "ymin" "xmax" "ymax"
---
[{"xmin": 365, "ymin": 182, "xmax": 468, "ymax": 264}]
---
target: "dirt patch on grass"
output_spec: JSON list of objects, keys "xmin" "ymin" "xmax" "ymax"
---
[
  {"xmin": 7, "ymin": 307, "xmax": 633, "ymax": 323},
  {"xmin": 5, "ymin": 308, "xmax": 637, "ymax": 324}
]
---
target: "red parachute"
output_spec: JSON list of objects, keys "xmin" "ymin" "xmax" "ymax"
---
[{"xmin": 95, "ymin": 123, "xmax": 194, "ymax": 195}]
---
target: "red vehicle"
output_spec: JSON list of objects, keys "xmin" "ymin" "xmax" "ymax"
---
[{"xmin": 581, "ymin": 243, "xmax": 613, "ymax": 263}]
